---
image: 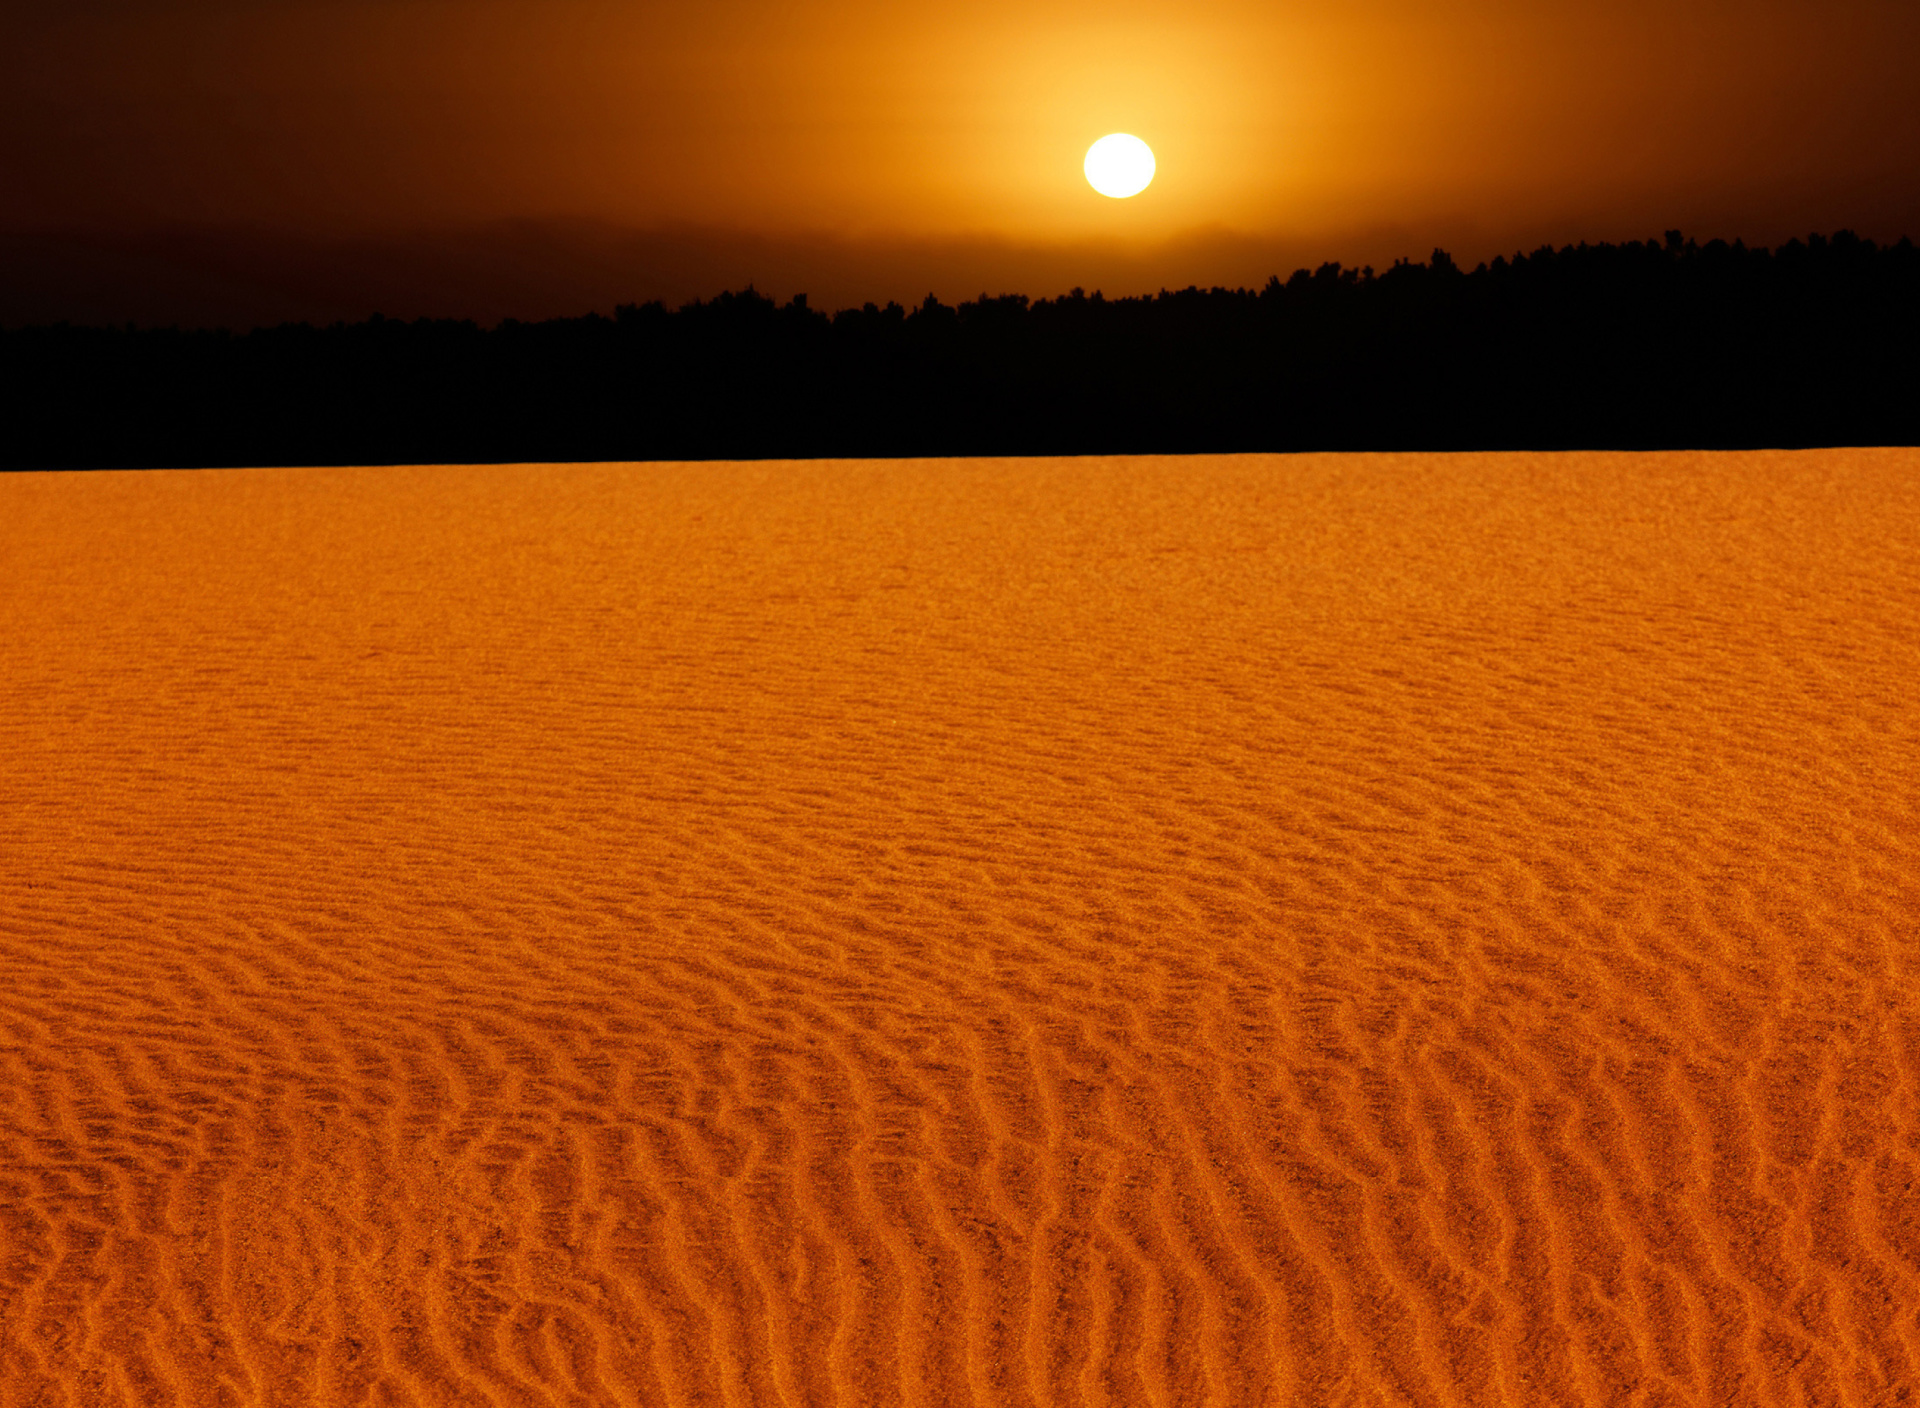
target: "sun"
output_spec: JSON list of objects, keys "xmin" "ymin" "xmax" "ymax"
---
[{"xmin": 1084, "ymin": 134, "xmax": 1155, "ymax": 199}]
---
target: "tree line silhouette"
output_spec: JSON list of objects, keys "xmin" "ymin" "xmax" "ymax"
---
[{"xmin": 4, "ymin": 230, "xmax": 1915, "ymax": 468}]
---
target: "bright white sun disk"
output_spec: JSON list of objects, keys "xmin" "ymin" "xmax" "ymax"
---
[{"xmin": 1084, "ymin": 134, "xmax": 1155, "ymax": 199}]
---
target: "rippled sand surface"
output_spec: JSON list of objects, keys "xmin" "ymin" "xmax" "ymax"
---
[{"xmin": 3, "ymin": 451, "xmax": 1919, "ymax": 1407}]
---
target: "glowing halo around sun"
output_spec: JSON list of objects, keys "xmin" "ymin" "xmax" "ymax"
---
[{"xmin": 1084, "ymin": 134, "xmax": 1155, "ymax": 198}]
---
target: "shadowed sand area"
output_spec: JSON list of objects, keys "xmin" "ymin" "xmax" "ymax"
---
[{"xmin": 3, "ymin": 450, "xmax": 1919, "ymax": 1407}]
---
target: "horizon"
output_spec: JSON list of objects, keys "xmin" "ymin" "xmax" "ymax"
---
[
  {"xmin": 13, "ymin": 230, "xmax": 1914, "ymax": 472},
  {"xmin": 5, "ymin": 218, "xmax": 1914, "ymax": 334}
]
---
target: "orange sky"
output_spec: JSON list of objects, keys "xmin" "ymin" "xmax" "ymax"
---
[{"xmin": 4, "ymin": 0, "xmax": 1917, "ymax": 317}]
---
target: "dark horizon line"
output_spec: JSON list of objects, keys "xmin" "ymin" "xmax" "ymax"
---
[
  {"xmin": 6, "ymin": 226, "xmax": 1917, "ymax": 470},
  {"xmin": 629, "ymin": 226, "xmax": 1914, "ymax": 335},
  {"xmin": 4, "ymin": 225, "xmax": 1912, "ymax": 336}
]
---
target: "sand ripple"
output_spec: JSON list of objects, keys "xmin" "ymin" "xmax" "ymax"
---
[{"xmin": 3, "ymin": 451, "xmax": 1918, "ymax": 1405}]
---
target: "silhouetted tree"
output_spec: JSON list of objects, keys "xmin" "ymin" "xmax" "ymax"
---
[{"xmin": 4, "ymin": 231, "xmax": 1915, "ymax": 468}]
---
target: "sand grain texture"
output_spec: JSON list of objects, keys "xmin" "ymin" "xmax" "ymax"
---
[{"xmin": 2, "ymin": 451, "xmax": 1918, "ymax": 1407}]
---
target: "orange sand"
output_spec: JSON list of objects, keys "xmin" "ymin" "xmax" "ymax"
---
[{"xmin": 3, "ymin": 451, "xmax": 1918, "ymax": 1407}]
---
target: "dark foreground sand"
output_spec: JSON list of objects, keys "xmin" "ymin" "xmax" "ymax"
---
[{"xmin": 2, "ymin": 451, "xmax": 1917, "ymax": 1407}]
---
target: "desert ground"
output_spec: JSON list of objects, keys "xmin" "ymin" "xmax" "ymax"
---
[{"xmin": 2, "ymin": 450, "xmax": 1917, "ymax": 1407}]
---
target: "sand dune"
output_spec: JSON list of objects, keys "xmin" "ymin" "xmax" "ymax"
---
[{"xmin": 2, "ymin": 450, "xmax": 1918, "ymax": 1406}]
